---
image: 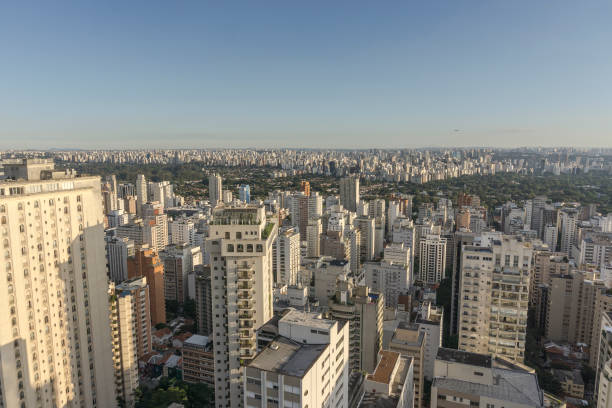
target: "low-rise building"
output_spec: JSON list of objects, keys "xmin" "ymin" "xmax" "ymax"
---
[{"xmin": 182, "ymin": 334, "xmax": 214, "ymax": 385}]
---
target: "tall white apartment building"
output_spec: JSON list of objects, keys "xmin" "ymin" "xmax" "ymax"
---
[
  {"xmin": 418, "ymin": 234, "xmax": 447, "ymax": 284},
  {"xmin": 244, "ymin": 310, "xmax": 349, "ymax": 408},
  {"xmin": 142, "ymin": 201, "xmax": 168, "ymax": 252},
  {"xmin": 339, "ymin": 176, "xmax": 359, "ymax": 213},
  {"xmin": 208, "ymin": 173, "xmax": 223, "ymax": 206},
  {"xmin": 364, "ymin": 260, "xmax": 410, "ymax": 308},
  {"xmin": 109, "ymin": 276, "xmax": 152, "ymax": 407},
  {"xmin": 0, "ymin": 159, "xmax": 116, "ymax": 407},
  {"xmin": 169, "ymin": 217, "xmax": 196, "ymax": 245},
  {"xmin": 306, "ymin": 218, "xmax": 322, "ymax": 258},
  {"xmin": 458, "ymin": 235, "xmax": 532, "ymax": 363},
  {"xmin": 136, "ymin": 174, "xmax": 147, "ymax": 217},
  {"xmin": 559, "ymin": 208, "xmax": 579, "ymax": 256},
  {"xmin": 384, "ymin": 242, "xmax": 410, "ymax": 267},
  {"xmin": 273, "ymin": 227, "xmax": 300, "ymax": 286},
  {"xmin": 206, "ymin": 204, "xmax": 277, "ymax": 408},
  {"xmin": 598, "ymin": 359, "xmax": 612, "ymax": 408},
  {"xmin": 106, "ymin": 235, "xmax": 135, "ymax": 283}
]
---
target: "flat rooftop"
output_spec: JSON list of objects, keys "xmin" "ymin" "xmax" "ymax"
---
[
  {"xmin": 436, "ymin": 348, "xmax": 491, "ymax": 368},
  {"xmin": 280, "ymin": 309, "xmax": 336, "ymax": 332},
  {"xmin": 248, "ymin": 336, "xmax": 328, "ymax": 378},
  {"xmin": 184, "ymin": 334, "xmax": 210, "ymax": 347},
  {"xmin": 433, "ymin": 368, "xmax": 543, "ymax": 406},
  {"xmin": 367, "ymin": 351, "xmax": 400, "ymax": 385}
]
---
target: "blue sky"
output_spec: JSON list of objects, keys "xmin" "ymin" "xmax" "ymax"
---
[{"xmin": 0, "ymin": 1, "xmax": 611, "ymax": 149}]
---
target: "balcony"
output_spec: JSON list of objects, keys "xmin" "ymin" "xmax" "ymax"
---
[{"xmin": 238, "ymin": 270, "xmax": 254, "ymax": 281}]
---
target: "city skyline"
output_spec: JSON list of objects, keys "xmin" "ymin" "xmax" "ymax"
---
[{"xmin": 1, "ymin": 1, "xmax": 611, "ymax": 149}]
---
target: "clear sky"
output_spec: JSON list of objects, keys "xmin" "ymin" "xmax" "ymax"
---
[{"xmin": 1, "ymin": 1, "xmax": 611, "ymax": 149}]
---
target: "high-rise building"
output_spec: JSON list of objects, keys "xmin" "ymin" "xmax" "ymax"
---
[
  {"xmin": 160, "ymin": 243, "xmax": 202, "ymax": 304},
  {"xmin": 458, "ymin": 236, "xmax": 532, "ymax": 363},
  {"xmin": 545, "ymin": 270, "xmax": 603, "ymax": 344},
  {"xmin": 328, "ymin": 284, "xmax": 384, "ymax": 373},
  {"xmin": 206, "ymin": 204, "xmax": 277, "ymax": 407},
  {"xmin": 208, "ymin": 173, "xmax": 222, "ymax": 206},
  {"xmin": 194, "ymin": 265, "xmax": 213, "ymax": 336},
  {"xmin": 244, "ymin": 310, "xmax": 349, "ymax": 408},
  {"xmin": 136, "ymin": 174, "xmax": 147, "ymax": 217},
  {"xmin": 0, "ymin": 159, "xmax": 116, "ymax": 407},
  {"xmin": 299, "ymin": 180, "xmax": 310, "ymax": 196},
  {"xmin": 339, "ymin": 176, "xmax": 359, "ymax": 213},
  {"xmin": 109, "ymin": 276, "xmax": 153, "ymax": 406},
  {"xmin": 580, "ymin": 232, "xmax": 612, "ymax": 270},
  {"xmin": 364, "ymin": 260, "xmax": 410, "ymax": 308},
  {"xmin": 106, "ymin": 235, "xmax": 135, "ymax": 283},
  {"xmin": 354, "ymin": 216, "xmax": 376, "ymax": 262},
  {"xmin": 418, "ymin": 234, "xmax": 447, "ymax": 284},
  {"xmin": 559, "ymin": 208, "xmax": 579, "ymax": 256},
  {"xmin": 389, "ymin": 323, "xmax": 426, "ymax": 408},
  {"xmin": 127, "ymin": 246, "xmax": 166, "ymax": 326},
  {"xmin": 306, "ymin": 218, "xmax": 322, "ymax": 257},
  {"xmin": 238, "ymin": 184, "xmax": 251, "ymax": 203},
  {"xmin": 142, "ymin": 201, "xmax": 168, "ymax": 252},
  {"xmin": 415, "ymin": 301, "xmax": 444, "ymax": 380},
  {"xmin": 272, "ymin": 227, "xmax": 300, "ymax": 286},
  {"xmin": 169, "ymin": 217, "xmax": 196, "ymax": 245}
]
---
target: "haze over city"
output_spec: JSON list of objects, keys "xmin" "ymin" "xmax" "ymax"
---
[
  {"xmin": 1, "ymin": 0, "xmax": 611, "ymax": 148},
  {"xmin": 1, "ymin": 3, "xmax": 612, "ymax": 408}
]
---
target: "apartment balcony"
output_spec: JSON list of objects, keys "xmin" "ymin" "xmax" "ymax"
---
[
  {"xmin": 238, "ymin": 270, "xmax": 254, "ymax": 281},
  {"xmin": 237, "ymin": 292, "xmax": 251, "ymax": 300},
  {"xmin": 239, "ymin": 310, "xmax": 254, "ymax": 320},
  {"xmin": 238, "ymin": 300, "xmax": 254, "ymax": 310},
  {"xmin": 239, "ymin": 321, "xmax": 254, "ymax": 329},
  {"xmin": 240, "ymin": 330, "xmax": 255, "ymax": 340},
  {"xmin": 238, "ymin": 282, "xmax": 253, "ymax": 290}
]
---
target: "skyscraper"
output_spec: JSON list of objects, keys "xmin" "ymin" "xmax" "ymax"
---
[
  {"xmin": 127, "ymin": 246, "xmax": 166, "ymax": 326},
  {"xmin": 109, "ymin": 276, "xmax": 153, "ymax": 406},
  {"xmin": 458, "ymin": 235, "xmax": 532, "ymax": 363},
  {"xmin": 136, "ymin": 173, "xmax": 147, "ymax": 217},
  {"xmin": 206, "ymin": 204, "xmax": 277, "ymax": 407},
  {"xmin": 238, "ymin": 184, "xmax": 251, "ymax": 203},
  {"xmin": 272, "ymin": 226, "xmax": 300, "ymax": 286},
  {"xmin": 208, "ymin": 173, "xmax": 222, "ymax": 206},
  {"xmin": 339, "ymin": 176, "xmax": 360, "ymax": 213},
  {"xmin": 0, "ymin": 159, "xmax": 116, "ymax": 407},
  {"xmin": 418, "ymin": 234, "xmax": 447, "ymax": 284}
]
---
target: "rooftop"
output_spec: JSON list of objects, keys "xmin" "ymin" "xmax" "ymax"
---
[
  {"xmin": 433, "ymin": 368, "xmax": 543, "ymax": 407},
  {"xmin": 436, "ymin": 348, "xmax": 491, "ymax": 368},
  {"xmin": 367, "ymin": 351, "xmax": 400, "ymax": 385},
  {"xmin": 280, "ymin": 309, "xmax": 336, "ymax": 332},
  {"xmin": 248, "ymin": 336, "xmax": 328, "ymax": 378},
  {"xmin": 184, "ymin": 334, "xmax": 210, "ymax": 348}
]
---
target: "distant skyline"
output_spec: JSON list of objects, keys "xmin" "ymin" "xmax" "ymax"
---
[{"xmin": 1, "ymin": 1, "xmax": 611, "ymax": 149}]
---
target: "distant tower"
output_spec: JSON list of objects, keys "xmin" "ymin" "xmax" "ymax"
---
[
  {"xmin": 340, "ymin": 176, "xmax": 360, "ymax": 212},
  {"xmin": 239, "ymin": 184, "xmax": 251, "ymax": 203},
  {"xmin": 136, "ymin": 174, "xmax": 147, "ymax": 217},
  {"xmin": 208, "ymin": 173, "xmax": 222, "ymax": 206},
  {"xmin": 300, "ymin": 180, "xmax": 311, "ymax": 196}
]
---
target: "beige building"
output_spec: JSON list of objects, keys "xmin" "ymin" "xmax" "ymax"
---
[
  {"xmin": 530, "ymin": 251, "xmax": 571, "ymax": 309},
  {"xmin": 599, "ymin": 358, "xmax": 612, "ymax": 408},
  {"xmin": 110, "ymin": 276, "xmax": 152, "ymax": 406},
  {"xmin": 590, "ymin": 289, "xmax": 612, "ymax": 369},
  {"xmin": 360, "ymin": 351, "xmax": 414, "ymax": 408},
  {"xmin": 244, "ymin": 310, "xmax": 349, "ymax": 408},
  {"xmin": 388, "ymin": 323, "xmax": 426, "ymax": 408},
  {"xmin": 272, "ymin": 227, "xmax": 300, "ymax": 286},
  {"xmin": 431, "ymin": 348, "xmax": 544, "ymax": 408},
  {"xmin": 206, "ymin": 204, "xmax": 277, "ymax": 408},
  {"xmin": 328, "ymin": 284, "xmax": 384, "ymax": 373},
  {"xmin": 545, "ymin": 270, "xmax": 603, "ymax": 344},
  {"xmin": 0, "ymin": 159, "xmax": 116, "ymax": 407},
  {"xmin": 458, "ymin": 235, "xmax": 532, "ymax": 363}
]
